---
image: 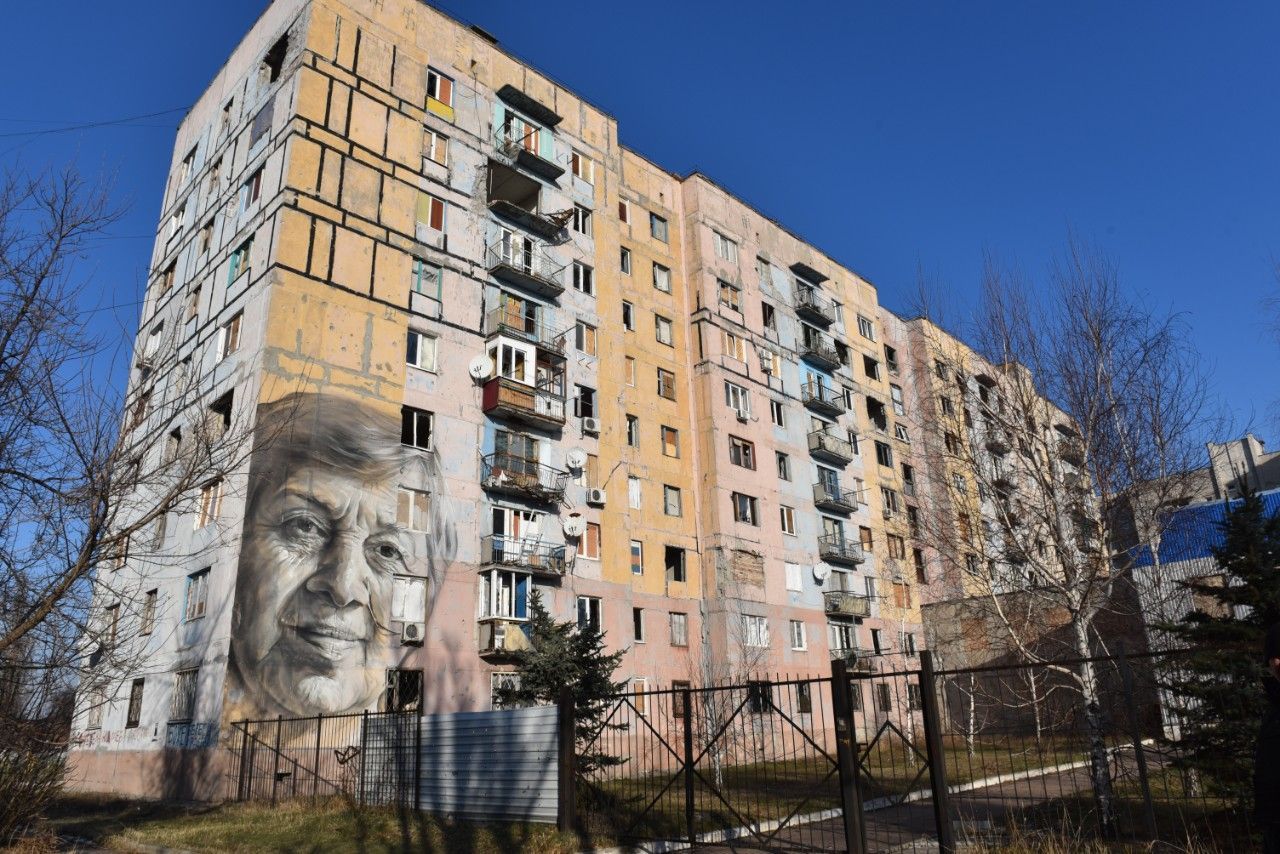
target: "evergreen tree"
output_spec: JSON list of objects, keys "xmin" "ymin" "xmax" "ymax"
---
[
  {"xmin": 495, "ymin": 591, "xmax": 628, "ymax": 773},
  {"xmin": 1160, "ymin": 488, "xmax": 1280, "ymax": 809}
]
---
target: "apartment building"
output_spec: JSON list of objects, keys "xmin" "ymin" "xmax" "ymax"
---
[{"xmin": 68, "ymin": 0, "xmax": 950, "ymax": 798}]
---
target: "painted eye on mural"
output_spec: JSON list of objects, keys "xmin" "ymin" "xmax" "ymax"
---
[
  {"xmin": 280, "ymin": 512, "xmax": 328, "ymax": 547},
  {"xmin": 366, "ymin": 538, "xmax": 406, "ymax": 569}
]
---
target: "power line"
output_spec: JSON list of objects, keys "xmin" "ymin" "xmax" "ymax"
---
[{"xmin": 0, "ymin": 108, "xmax": 188, "ymax": 140}]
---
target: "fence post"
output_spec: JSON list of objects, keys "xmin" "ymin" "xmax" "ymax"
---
[
  {"xmin": 682, "ymin": 688, "xmax": 695, "ymax": 846},
  {"xmin": 1118, "ymin": 644, "xmax": 1158, "ymax": 840},
  {"xmin": 413, "ymin": 707, "xmax": 423, "ymax": 811},
  {"xmin": 270, "ymin": 714, "xmax": 283, "ymax": 807},
  {"xmin": 359, "ymin": 709, "xmax": 369, "ymax": 807},
  {"xmin": 919, "ymin": 651, "xmax": 955, "ymax": 854},
  {"xmin": 313, "ymin": 713, "xmax": 322, "ymax": 798},
  {"xmin": 830, "ymin": 657, "xmax": 867, "ymax": 854},
  {"xmin": 236, "ymin": 722, "xmax": 250, "ymax": 801},
  {"xmin": 557, "ymin": 687, "xmax": 577, "ymax": 832}
]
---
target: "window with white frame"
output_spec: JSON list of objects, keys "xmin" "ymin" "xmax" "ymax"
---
[
  {"xmin": 724, "ymin": 381, "xmax": 750, "ymax": 415},
  {"xmin": 785, "ymin": 562, "xmax": 803, "ymax": 592},
  {"xmin": 217, "ymin": 312, "xmax": 242, "ymax": 361},
  {"xmin": 890, "ymin": 384, "xmax": 905, "ymax": 416},
  {"xmin": 663, "ymin": 485, "xmax": 682, "ymax": 516},
  {"xmin": 621, "ymin": 300, "xmax": 635, "ymax": 331},
  {"xmin": 392, "ymin": 575, "xmax": 428, "ymax": 623},
  {"xmin": 731, "ymin": 492, "xmax": 759, "ymax": 525},
  {"xmin": 780, "ymin": 505, "xmax": 796, "ymax": 535},
  {"xmin": 722, "ymin": 329, "xmax": 747, "ymax": 361},
  {"xmin": 718, "ymin": 279, "xmax": 741, "ymax": 312},
  {"xmin": 630, "ymin": 539, "xmax": 644, "ymax": 575},
  {"xmin": 196, "ymin": 481, "xmax": 222, "ymax": 529},
  {"xmin": 670, "ymin": 611, "xmax": 688, "ymax": 647},
  {"xmin": 401, "ymin": 406, "xmax": 434, "ymax": 449},
  {"xmin": 653, "ymin": 262, "xmax": 671, "ymax": 293},
  {"xmin": 620, "ymin": 246, "xmax": 631, "ymax": 274},
  {"xmin": 426, "ymin": 67, "xmax": 454, "ymax": 107},
  {"xmin": 169, "ymin": 668, "xmax": 199, "ymax": 721},
  {"xmin": 491, "ymin": 672, "xmax": 522, "ymax": 709},
  {"xmin": 895, "ymin": 423, "xmax": 911, "ymax": 443},
  {"xmin": 628, "ymin": 476, "xmax": 642, "ymax": 509},
  {"xmin": 789, "ymin": 620, "xmax": 807, "ymax": 651},
  {"xmin": 577, "ymin": 595, "xmax": 602, "ymax": 632},
  {"xmin": 655, "ymin": 315, "xmax": 673, "ymax": 346},
  {"xmin": 632, "ymin": 677, "xmax": 649, "ymax": 715},
  {"xmin": 857, "ymin": 314, "xmax": 875, "ymax": 340},
  {"xmin": 713, "ymin": 230, "xmax": 738, "ymax": 263},
  {"xmin": 417, "ymin": 192, "xmax": 446, "ymax": 232},
  {"xmin": 633, "ymin": 608, "xmax": 645, "ymax": 643},
  {"xmin": 770, "ymin": 399, "xmax": 786, "ymax": 426},
  {"xmin": 743, "ymin": 615, "xmax": 769, "ymax": 648},
  {"xmin": 650, "ymin": 213, "xmax": 668, "ymax": 243},
  {"xmin": 240, "ymin": 167, "xmax": 263, "ymax": 212},
  {"xmin": 575, "ymin": 321, "xmax": 598, "ymax": 356},
  {"xmin": 571, "ymin": 204, "xmax": 592, "ymax": 236},
  {"xmin": 571, "ymin": 150, "xmax": 594, "ymax": 184},
  {"xmin": 185, "ymin": 569, "xmax": 209, "ymax": 621},
  {"xmin": 572, "ymin": 261, "xmax": 594, "ymax": 295},
  {"xmin": 424, "ymin": 128, "xmax": 448, "ymax": 166},
  {"xmin": 141, "ymin": 589, "xmax": 158, "ymax": 635},
  {"xmin": 397, "ymin": 487, "xmax": 430, "ymax": 531},
  {"xmin": 406, "ymin": 330, "xmax": 438, "ymax": 371},
  {"xmin": 479, "ymin": 569, "xmax": 530, "ymax": 620}
]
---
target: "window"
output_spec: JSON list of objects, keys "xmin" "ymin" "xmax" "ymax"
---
[
  {"xmin": 426, "ymin": 67, "xmax": 454, "ymax": 107},
  {"xmin": 126, "ymin": 679, "xmax": 145, "ymax": 728},
  {"xmin": 884, "ymin": 344, "xmax": 899, "ymax": 374},
  {"xmin": 490, "ymin": 672, "xmax": 523, "ymax": 709},
  {"xmin": 577, "ymin": 596, "xmax": 602, "ymax": 633},
  {"xmin": 575, "ymin": 321, "xmax": 598, "ymax": 356},
  {"xmin": 657, "ymin": 368, "xmax": 677, "ymax": 400},
  {"xmin": 907, "ymin": 505, "xmax": 920, "ymax": 536},
  {"xmin": 776, "ymin": 452, "xmax": 791, "ymax": 481},
  {"xmin": 654, "ymin": 315, "xmax": 673, "ymax": 345},
  {"xmin": 632, "ymin": 608, "xmax": 646, "ymax": 643},
  {"xmin": 221, "ymin": 98, "xmax": 234, "ymax": 135},
  {"xmin": 913, "ymin": 549, "xmax": 927, "ymax": 583},
  {"xmin": 650, "ymin": 213, "xmax": 668, "ymax": 242},
  {"xmin": 185, "ymin": 569, "xmax": 210, "ymax": 621},
  {"xmin": 198, "ymin": 220, "xmax": 213, "ymax": 255},
  {"xmin": 729, "ymin": 436, "xmax": 756, "ymax": 469},
  {"xmin": 864, "ymin": 355, "xmax": 881, "ymax": 381},
  {"xmin": 228, "ymin": 237, "xmax": 253, "ymax": 284},
  {"xmin": 722, "ymin": 329, "xmax": 747, "ymax": 361},
  {"xmin": 168, "ymin": 204, "xmax": 186, "ymax": 239},
  {"xmin": 665, "ymin": 546, "xmax": 686, "ymax": 582},
  {"xmin": 397, "ymin": 487, "xmax": 431, "ymax": 531},
  {"xmin": 670, "ymin": 612, "xmax": 688, "ymax": 647},
  {"xmin": 653, "ymin": 262, "xmax": 671, "ymax": 293},
  {"xmin": 875, "ymin": 441, "xmax": 894, "ymax": 468},
  {"xmin": 890, "ymin": 384, "xmax": 905, "ymax": 416},
  {"xmin": 887, "ymin": 534, "xmax": 906, "ymax": 560},
  {"xmin": 907, "ymin": 683, "xmax": 922, "ymax": 710},
  {"xmin": 785, "ymin": 562, "xmax": 803, "ymax": 592},
  {"xmin": 621, "ymin": 300, "xmax": 635, "ymax": 331},
  {"xmin": 945, "ymin": 431, "xmax": 960, "ymax": 454},
  {"xmin": 871, "ymin": 627, "xmax": 884, "ymax": 655},
  {"xmin": 620, "ymin": 246, "xmax": 631, "ymax": 274},
  {"xmin": 940, "ymin": 396, "xmax": 955, "ymax": 416},
  {"xmin": 158, "ymin": 261, "xmax": 177, "ymax": 294},
  {"xmin": 743, "ymin": 615, "xmax": 769, "ymax": 648},
  {"xmin": 624, "ymin": 357, "xmax": 636, "ymax": 386},
  {"xmin": 762, "ymin": 302, "xmax": 776, "ymax": 332},
  {"xmin": 263, "ymin": 34, "xmax": 287, "ymax": 82},
  {"xmin": 196, "ymin": 481, "xmax": 222, "ymax": 529},
  {"xmin": 140, "ymin": 589, "xmax": 158, "ymax": 635},
  {"xmin": 417, "ymin": 192, "xmax": 446, "ymax": 231},
  {"xmin": 86, "ymin": 700, "xmax": 103, "ymax": 730},
  {"xmin": 241, "ymin": 167, "xmax": 263, "ymax": 211},
  {"xmin": 713, "ymin": 230, "xmax": 738, "ymax": 262},
  {"xmin": 178, "ymin": 146, "xmax": 196, "ymax": 184},
  {"xmin": 218, "ymin": 312, "xmax": 243, "ymax": 360},
  {"xmin": 170, "ymin": 669, "xmax": 199, "ymax": 722},
  {"xmin": 571, "ymin": 150, "xmax": 594, "ymax": 183},
  {"xmin": 385, "ymin": 669, "xmax": 424, "ymax": 713},
  {"xmin": 877, "ymin": 683, "xmax": 893, "ymax": 713},
  {"xmin": 401, "ymin": 406, "xmax": 434, "ymax": 449},
  {"xmin": 859, "ymin": 526, "xmax": 874, "ymax": 553},
  {"xmin": 406, "ymin": 330, "xmax": 438, "ymax": 371},
  {"xmin": 618, "ymin": 200, "xmax": 631, "ymax": 223},
  {"xmin": 724, "ymin": 381, "xmax": 750, "ymax": 415},
  {"xmin": 882, "ymin": 487, "xmax": 901, "ymax": 516},
  {"xmin": 630, "ymin": 540, "xmax": 644, "ymax": 575},
  {"xmin": 789, "ymin": 620, "xmax": 807, "ymax": 651},
  {"xmin": 661, "ymin": 425, "xmax": 679, "ymax": 457},
  {"xmin": 756, "ymin": 256, "xmax": 772, "ymax": 287},
  {"xmin": 731, "ymin": 492, "xmax": 759, "ymax": 525},
  {"xmin": 770, "ymin": 399, "xmax": 785, "ymax": 426},
  {"xmin": 574, "ymin": 385, "xmax": 596, "ymax": 420},
  {"xmin": 571, "ymin": 204, "xmax": 592, "ymax": 236},
  {"xmin": 663, "ymin": 485, "xmax": 682, "ymax": 517},
  {"xmin": 780, "ymin": 505, "xmax": 796, "ymax": 536},
  {"xmin": 747, "ymin": 680, "xmax": 773, "ymax": 714},
  {"xmin": 581, "ymin": 522, "xmax": 601, "ymax": 560},
  {"xmin": 952, "ymin": 473, "xmax": 968, "ymax": 494},
  {"xmin": 250, "ymin": 98, "xmax": 273, "ymax": 146},
  {"xmin": 572, "ymin": 261, "xmax": 594, "ymax": 295},
  {"xmin": 412, "ymin": 259, "xmax": 443, "ymax": 299},
  {"xmin": 857, "ymin": 315, "xmax": 875, "ymax": 340},
  {"xmin": 958, "ymin": 512, "xmax": 972, "ymax": 541},
  {"xmin": 626, "ymin": 414, "xmax": 639, "ymax": 447},
  {"xmin": 424, "ymin": 128, "xmax": 449, "ymax": 166},
  {"xmin": 718, "ymin": 280, "xmax": 741, "ymax": 312},
  {"xmin": 391, "ymin": 575, "xmax": 428, "ymax": 624}
]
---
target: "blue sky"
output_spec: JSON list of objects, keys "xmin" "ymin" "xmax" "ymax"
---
[{"xmin": 2, "ymin": 1, "xmax": 1276, "ymax": 441}]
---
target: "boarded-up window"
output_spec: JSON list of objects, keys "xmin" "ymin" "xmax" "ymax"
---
[
  {"xmin": 250, "ymin": 95, "xmax": 274, "ymax": 145},
  {"xmin": 417, "ymin": 192, "xmax": 446, "ymax": 231}
]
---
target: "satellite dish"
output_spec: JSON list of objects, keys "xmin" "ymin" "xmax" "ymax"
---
[
  {"xmin": 565, "ymin": 448, "xmax": 588, "ymax": 470},
  {"xmin": 562, "ymin": 511, "xmax": 586, "ymax": 538},
  {"xmin": 468, "ymin": 355, "xmax": 493, "ymax": 381},
  {"xmin": 813, "ymin": 563, "xmax": 831, "ymax": 582}
]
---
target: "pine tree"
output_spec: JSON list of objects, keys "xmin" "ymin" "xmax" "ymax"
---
[
  {"xmin": 495, "ymin": 591, "xmax": 628, "ymax": 774},
  {"xmin": 1160, "ymin": 488, "xmax": 1280, "ymax": 809}
]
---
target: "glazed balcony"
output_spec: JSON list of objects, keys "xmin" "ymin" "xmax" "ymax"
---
[
  {"xmin": 480, "ymin": 534, "xmax": 568, "ymax": 579},
  {"xmin": 812, "ymin": 482, "xmax": 860, "ymax": 514},
  {"xmin": 824, "ymin": 591, "xmax": 872, "ymax": 619},
  {"xmin": 830, "ymin": 647, "xmax": 877, "ymax": 673},
  {"xmin": 818, "ymin": 534, "xmax": 865, "ymax": 566},
  {"xmin": 801, "ymin": 379, "xmax": 846, "ymax": 417},
  {"xmin": 800, "ymin": 334, "xmax": 842, "ymax": 371},
  {"xmin": 484, "ymin": 307, "xmax": 567, "ymax": 356},
  {"xmin": 795, "ymin": 287, "xmax": 836, "ymax": 326},
  {"xmin": 808, "ymin": 430, "xmax": 855, "ymax": 465},
  {"xmin": 486, "ymin": 241, "xmax": 566, "ymax": 300},
  {"xmin": 482, "ymin": 376, "xmax": 566, "ymax": 430},
  {"xmin": 481, "ymin": 453, "xmax": 570, "ymax": 504}
]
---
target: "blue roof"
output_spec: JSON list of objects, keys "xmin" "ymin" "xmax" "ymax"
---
[{"xmin": 1130, "ymin": 488, "xmax": 1280, "ymax": 568}]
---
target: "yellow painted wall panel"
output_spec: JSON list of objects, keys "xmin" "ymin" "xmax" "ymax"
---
[
  {"xmin": 274, "ymin": 207, "xmax": 312, "ymax": 271},
  {"xmin": 380, "ymin": 175, "xmax": 415, "ymax": 237},
  {"xmin": 385, "ymin": 110, "xmax": 420, "ymax": 170},
  {"xmin": 339, "ymin": 157, "xmax": 380, "ymax": 222},
  {"xmin": 295, "ymin": 66, "xmax": 330, "ymax": 125},
  {"xmin": 330, "ymin": 226, "xmax": 374, "ymax": 295},
  {"xmin": 284, "ymin": 136, "xmax": 322, "ymax": 196},
  {"xmin": 347, "ymin": 91, "xmax": 387, "ymax": 156},
  {"xmin": 372, "ymin": 242, "xmax": 410, "ymax": 308}
]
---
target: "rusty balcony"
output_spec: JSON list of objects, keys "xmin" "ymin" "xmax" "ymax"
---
[
  {"xmin": 830, "ymin": 647, "xmax": 877, "ymax": 672},
  {"xmin": 824, "ymin": 591, "xmax": 872, "ymax": 619},
  {"xmin": 482, "ymin": 376, "xmax": 566, "ymax": 431},
  {"xmin": 484, "ymin": 307, "xmax": 567, "ymax": 356},
  {"xmin": 812, "ymin": 482, "xmax": 861, "ymax": 515},
  {"xmin": 480, "ymin": 534, "xmax": 568, "ymax": 579},
  {"xmin": 486, "ymin": 241, "xmax": 566, "ymax": 300},
  {"xmin": 481, "ymin": 453, "xmax": 570, "ymax": 504},
  {"xmin": 493, "ymin": 128, "xmax": 565, "ymax": 182},
  {"xmin": 795, "ymin": 287, "xmax": 836, "ymax": 327},
  {"xmin": 800, "ymin": 334, "xmax": 842, "ymax": 371},
  {"xmin": 808, "ymin": 430, "xmax": 855, "ymax": 465},
  {"xmin": 818, "ymin": 534, "xmax": 865, "ymax": 566},
  {"xmin": 801, "ymin": 379, "xmax": 846, "ymax": 417}
]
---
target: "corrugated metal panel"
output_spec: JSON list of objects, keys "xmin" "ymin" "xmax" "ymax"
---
[{"xmin": 1130, "ymin": 488, "xmax": 1280, "ymax": 568}]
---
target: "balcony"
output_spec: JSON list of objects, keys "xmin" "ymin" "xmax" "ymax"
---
[
  {"xmin": 800, "ymin": 334, "xmax": 842, "ymax": 371},
  {"xmin": 801, "ymin": 379, "xmax": 846, "ymax": 417},
  {"xmin": 486, "ymin": 241, "xmax": 566, "ymax": 299},
  {"xmin": 479, "ymin": 618, "xmax": 533, "ymax": 661},
  {"xmin": 830, "ymin": 647, "xmax": 877, "ymax": 673},
  {"xmin": 812, "ymin": 482, "xmax": 860, "ymax": 514},
  {"xmin": 824, "ymin": 591, "xmax": 872, "ymax": 618},
  {"xmin": 808, "ymin": 430, "xmax": 855, "ymax": 465},
  {"xmin": 493, "ymin": 128, "xmax": 565, "ymax": 182},
  {"xmin": 485, "ymin": 307, "xmax": 567, "ymax": 355},
  {"xmin": 795, "ymin": 288, "xmax": 836, "ymax": 327},
  {"xmin": 481, "ymin": 453, "xmax": 570, "ymax": 504},
  {"xmin": 482, "ymin": 376, "xmax": 566, "ymax": 430},
  {"xmin": 818, "ymin": 534, "xmax": 865, "ymax": 566},
  {"xmin": 487, "ymin": 160, "xmax": 567, "ymax": 240},
  {"xmin": 1059, "ymin": 439, "xmax": 1085, "ymax": 467},
  {"xmin": 481, "ymin": 534, "xmax": 568, "ymax": 578}
]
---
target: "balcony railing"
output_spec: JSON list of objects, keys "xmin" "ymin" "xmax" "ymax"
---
[
  {"xmin": 481, "ymin": 453, "xmax": 570, "ymax": 503},
  {"xmin": 488, "ymin": 198, "xmax": 566, "ymax": 241},
  {"xmin": 493, "ymin": 129, "xmax": 565, "ymax": 181},
  {"xmin": 818, "ymin": 534, "xmax": 865, "ymax": 566},
  {"xmin": 800, "ymin": 335, "xmax": 842, "ymax": 371},
  {"xmin": 484, "ymin": 307, "xmax": 567, "ymax": 355},
  {"xmin": 482, "ymin": 376, "xmax": 566, "ymax": 430},
  {"xmin": 830, "ymin": 647, "xmax": 877, "ymax": 672},
  {"xmin": 1059, "ymin": 439, "xmax": 1085, "ymax": 466},
  {"xmin": 480, "ymin": 534, "xmax": 568, "ymax": 578},
  {"xmin": 812, "ymin": 482, "xmax": 861, "ymax": 514},
  {"xmin": 808, "ymin": 430, "xmax": 855, "ymax": 465},
  {"xmin": 795, "ymin": 288, "xmax": 836, "ymax": 326},
  {"xmin": 486, "ymin": 241, "xmax": 566, "ymax": 299},
  {"xmin": 824, "ymin": 591, "xmax": 872, "ymax": 618},
  {"xmin": 801, "ymin": 379, "xmax": 846, "ymax": 416}
]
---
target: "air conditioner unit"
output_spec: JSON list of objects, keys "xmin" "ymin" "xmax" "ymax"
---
[
  {"xmin": 581, "ymin": 416, "xmax": 601, "ymax": 435},
  {"xmin": 735, "ymin": 409, "xmax": 750, "ymax": 423},
  {"xmin": 401, "ymin": 621, "xmax": 425, "ymax": 645},
  {"xmin": 882, "ymin": 507, "xmax": 893, "ymax": 520},
  {"xmin": 586, "ymin": 488, "xmax": 607, "ymax": 506}
]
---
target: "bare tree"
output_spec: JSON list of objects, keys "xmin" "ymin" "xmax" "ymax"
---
[{"xmin": 908, "ymin": 239, "xmax": 1215, "ymax": 830}]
